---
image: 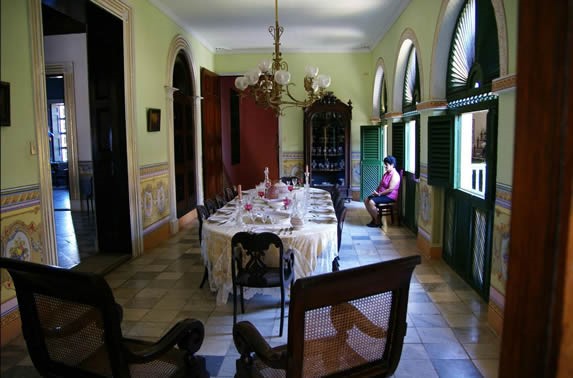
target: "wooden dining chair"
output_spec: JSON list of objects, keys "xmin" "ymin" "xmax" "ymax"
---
[
  {"xmin": 224, "ymin": 187, "xmax": 235, "ymax": 202},
  {"xmin": 377, "ymin": 170, "xmax": 403, "ymax": 227},
  {"xmin": 233, "ymin": 255, "xmax": 421, "ymax": 378},
  {"xmin": 204, "ymin": 198, "xmax": 218, "ymax": 215},
  {"xmin": 0, "ymin": 257, "xmax": 208, "ymax": 378},
  {"xmin": 231, "ymin": 232, "xmax": 295, "ymax": 337},
  {"xmin": 215, "ymin": 194, "xmax": 227, "ymax": 208}
]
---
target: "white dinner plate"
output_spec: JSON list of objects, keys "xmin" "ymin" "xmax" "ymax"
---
[{"xmin": 309, "ymin": 208, "xmax": 334, "ymax": 214}]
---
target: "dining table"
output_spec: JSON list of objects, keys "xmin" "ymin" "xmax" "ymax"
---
[{"xmin": 200, "ymin": 187, "xmax": 338, "ymax": 305}]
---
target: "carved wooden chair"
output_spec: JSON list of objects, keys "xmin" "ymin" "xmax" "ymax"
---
[
  {"xmin": 224, "ymin": 187, "xmax": 236, "ymax": 202},
  {"xmin": 233, "ymin": 255, "xmax": 421, "ymax": 378},
  {"xmin": 215, "ymin": 193, "xmax": 227, "ymax": 208},
  {"xmin": 204, "ymin": 198, "xmax": 218, "ymax": 215},
  {"xmin": 0, "ymin": 257, "xmax": 209, "ymax": 378},
  {"xmin": 377, "ymin": 170, "xmax": 403, "ymax": 227},
  {"xmin": 231, "ymin": 232, "xmax": 295, "ymax": 337}
]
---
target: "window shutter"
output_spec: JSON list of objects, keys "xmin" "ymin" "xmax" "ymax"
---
[
  {"xmin": 392, "ymin": 122, "xmax": 405, "ymax": 172},
  {"xmin": 360, "ymin": 125, "xmax": 384, "ymax": 200},
  {"xmin": 428, "ymin": 115, "xmax": 454, "ymax": 187}
]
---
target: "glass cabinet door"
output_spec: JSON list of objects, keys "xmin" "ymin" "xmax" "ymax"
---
[{"xmin": 304, "ymin": 93, "xmax": 352, "ymax": 196}]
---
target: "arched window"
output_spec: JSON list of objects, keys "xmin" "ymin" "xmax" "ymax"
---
[
  {"xmin": 379, "ymin": 77, "xmax": 388, "ymax": 118},
  {"xmin": 447, "ymin": 0, "xmax": 499, "ymax": 101},
  {"xmin": 402, "ymin": 45, "xmax": 420, "ymax": 114}
]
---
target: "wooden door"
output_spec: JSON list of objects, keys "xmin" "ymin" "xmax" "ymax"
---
[
  {"xmin": 86, "ymin": 2, "xmax": 131, "ymax": 253},
  {"xmin": 200, "ymin": 68, "xmax": 223, "ymax": 199},
  {"xmin": 173, "ymin": 91, "xmax": 196, "ymax": 217}
]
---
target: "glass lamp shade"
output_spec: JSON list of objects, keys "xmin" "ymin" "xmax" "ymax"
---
[
  {"xmin": 258, "ymin": 59, "xmax": 273, "ymax": 73},
  {"xmin": 311, "ymin": 80, "xmax": 319, "ymax": 93},
  {"xmin": 305, "ymin": 65, "xmax": 319, "ymax": 78},
  {"xmin": 235, "ymin": 76, "xmax": 249, "ymax": 91},
  {"xmin": 316, "ymin": 74, "xmax": 331, "ymax": 89},
  {"xmin": 274, "ymin": 70, "xmax": 291, "ymax": 85},
  {"xmin": 246, "ymin": 69, "xmax": 261, "ymax": 86}
]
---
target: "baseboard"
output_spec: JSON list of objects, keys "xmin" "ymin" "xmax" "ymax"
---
[
  {"xmin": 143, "ymin": 222, "xmax": 171, "ymax": 251},
  {"xmin": 1, "ymin": 309, "xmax": 21, "ymax": 347},
  {"xmin": 416, "ymin": 233, "xmax": 442, "ymax": 259}
]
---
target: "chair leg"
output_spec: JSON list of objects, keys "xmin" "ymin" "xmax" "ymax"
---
[
  {"xmin": 240, "ymin": 287, "xmax": 245, "ymax": 314},
  {"xmin": 279, "ymin": 286, "xmax": 285, "ymax": 337},
  {"xmin": 199, "ymin": 267, "xmax": 208, "ymax": 288},
  {"xmin": 233, "ymin": 284, "xmax": 238, "ymax": 325}
]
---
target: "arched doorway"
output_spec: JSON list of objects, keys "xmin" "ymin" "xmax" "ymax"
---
[{"xmin": 172, "ymin": 52, "xmax": 197, "ymax": 218}]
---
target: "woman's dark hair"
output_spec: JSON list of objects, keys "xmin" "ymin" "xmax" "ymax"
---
[{"xmin": 383, "ymin": 155, "xmax": 396, "ymax": 166}]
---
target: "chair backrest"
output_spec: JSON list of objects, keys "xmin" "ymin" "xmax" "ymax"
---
[
  {"xmin": 0, "ymin": 257, "xmax": 128, "ymax": 377},
  {"xmin": 204, "ymin": 198, "xmax": 218, "ymax": 215},
  {"xmin": 231, "ymin": 232, "xmax": 291, "ymax": 287},
  {"xmin": 215, "ymin": 194, "xmax": 227, "ymax": 208},
  {"xmin": 286, "ymin": 255, "xmax": 421, "ymax": 377},
  {"xmin": 224, "ymin": 187, "xmax": 235, "ymax": 202},
  {"xmin": 196, "ymin": 205, "xmax": 210, "ymax": 243}
]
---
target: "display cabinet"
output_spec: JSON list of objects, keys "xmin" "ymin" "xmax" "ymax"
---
[{"xmin": 304, "ymin": 93, "xmax": 352, "ymax": 197}]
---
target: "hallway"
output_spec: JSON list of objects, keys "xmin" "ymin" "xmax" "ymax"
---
[{"xmin": 0, "ymin": 201, "xmax": 500, "ymax": 377}]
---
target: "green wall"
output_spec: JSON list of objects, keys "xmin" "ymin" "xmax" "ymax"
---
[
  {"xmin": 1, "ymin": 0, "xmax": 40, "ymax": 189},
  {"xmin": 133, "ymin": 0, "xmax": 214, "ymax": 166}
]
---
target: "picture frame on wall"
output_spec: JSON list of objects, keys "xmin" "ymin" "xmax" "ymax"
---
[
  {"xmin": 0, "ymin": 81, "xmax": 10, "ymax": 126},
  {"xmin": 147, "ymin": 108, "xmax": 161, "ymax": 132}
]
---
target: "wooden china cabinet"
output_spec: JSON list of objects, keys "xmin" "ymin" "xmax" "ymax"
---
[{"xmin": 303, "ymin": 93, "xmax": 352, "ymax": 198}]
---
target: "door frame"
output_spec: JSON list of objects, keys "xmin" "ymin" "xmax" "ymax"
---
[
  {"xmin": 165, "ymin": 36, "xmax": 202, "ymax": 233},
  {"xmin": 29, "ymin": 0, "xmax": 142, "ymax": 264},
  {"xmin": 45, "ymin": 63, "xmax": 80, "ymax": 203}
]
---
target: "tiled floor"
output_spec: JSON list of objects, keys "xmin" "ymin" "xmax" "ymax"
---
[
  {"xmin": 0, "ymin": 201, "xmax": 500, "ymax": 377},
  {"xmin": 53, "ymin": 188, "xmax": 129, "ymax": 273}
]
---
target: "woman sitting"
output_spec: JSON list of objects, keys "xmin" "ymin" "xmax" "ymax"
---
[{"xmin": 364, "ymin": 155, "xmax": 400, "ymax": 227}]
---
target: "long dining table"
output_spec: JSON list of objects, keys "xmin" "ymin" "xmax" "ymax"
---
[{"xmin": 200, "ymin": 187, "xmax": 338, "ymax": 304}]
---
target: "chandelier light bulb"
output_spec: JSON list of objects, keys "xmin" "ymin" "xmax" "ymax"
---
[
  {"xmin": 274, "ymin": 70, "xmax": 291, "ymax": 85},
  {"xmin": 311, "ymin": 80, "xmax": 319, "ymax": 93},
  {"xmin": 235, "ymin": 76, "xmax": 249, "ymax": 91},
  {"xmin": 246, "ymin": 69, "xmax": 261, "ymax": 86},
  {"xmin": 258, "ymin": 59, "xmax": 273, "ymax": 73},
  {"xmin": 316, "ymin": 74, "xmax": 331, "ymax": 89},
  {"xmin": 305, "ymin": 65, "xmax": 319, "ymax": 78}
]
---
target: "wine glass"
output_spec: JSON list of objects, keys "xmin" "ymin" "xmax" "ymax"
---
[
  {"xmin": 292, "ymin": 177, "xmax": 298, "ymax": 187},
  {"xmin": 283, "ymin": 196, "xmax": 292, "ymax": 210},
  {"xmin": 257, "ymin": 183, "xmax": 266, "ymax": 198},
  {"xmin": 287, "ymin": 180, "xmax": 294, "ymax": 192},
  {"xmin": 244, "ymin": 197, "xmax": 254, "ymax": 222}
]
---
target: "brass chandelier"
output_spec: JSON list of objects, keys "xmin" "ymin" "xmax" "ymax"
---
[{"xmin": 234, "ymin": 0, "xmax": 331, "ymax": 116}]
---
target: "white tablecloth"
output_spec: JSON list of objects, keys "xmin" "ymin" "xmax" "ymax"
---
[{"xmin": 201, "ymin": 188, "xmax": 338, "ymax": 304}]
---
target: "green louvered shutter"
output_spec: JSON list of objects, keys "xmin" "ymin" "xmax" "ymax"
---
[
  {"xmin": 391, "ymin": 122, "xmax": 405, "ymax": 172},
  {"xmin": 360, "ymin": 125, "xmax": 384, "ymax": 200},
  {"xmin": 428, "ymin": 115, "xmax": 454, "ymax": 187}
]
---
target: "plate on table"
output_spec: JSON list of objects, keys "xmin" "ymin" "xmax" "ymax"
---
[
  {"xmin": 207, "ymin": 215, "xmax": 230, "ymax": 224},
  {"xmin": 216, "ymin": 208, "xmax": 235, "ymax": 215},
  {"xmin": 309, "ymin": 208, "xmax": 334, "ymax": 214},
  {"xmin": 311, "ymin": 215, "xmax": 337, "ymax": 223},
  {"xmin": 250, "ymin": 227, "xmax": 280, "ymax": 234}
]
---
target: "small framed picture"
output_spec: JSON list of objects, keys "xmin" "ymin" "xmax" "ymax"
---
[
  {"xmin": 0, "ymin": 81, "xmax": 10, "ymax": 126},
  {"xmin": 147, "ymin": 108, "xmax": 161, "ymax": 132}
]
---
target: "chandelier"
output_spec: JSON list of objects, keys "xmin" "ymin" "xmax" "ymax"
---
[{"xmin": 234, "ymin": 0, "xmax": 331, "ymax": 116}]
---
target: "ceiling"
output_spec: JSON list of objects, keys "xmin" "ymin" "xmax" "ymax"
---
[{"xmin": 148, "ymin": 0, "xmax": 411, "ymax": 53}]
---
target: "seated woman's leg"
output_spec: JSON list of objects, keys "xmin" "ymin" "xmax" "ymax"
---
[
  {"xmin": 364, "ymin": 196, "xmax": 379, "ymax": 225},
  {"xmin": 368, "ymin": 196, "xmax": 395, "ymax": 227}
]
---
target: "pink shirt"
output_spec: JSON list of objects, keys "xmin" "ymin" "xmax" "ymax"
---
[{"xmin": 376, "ymin": 169, "xmax": 400, "ymax": 201}]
